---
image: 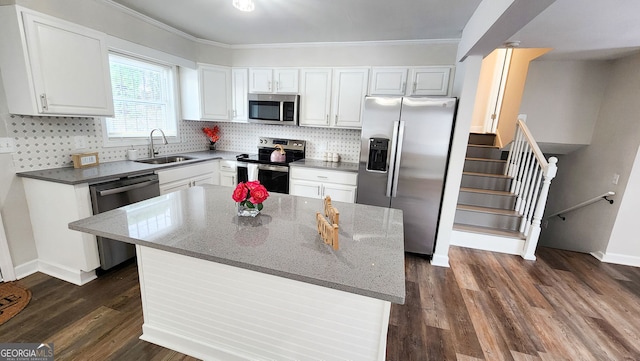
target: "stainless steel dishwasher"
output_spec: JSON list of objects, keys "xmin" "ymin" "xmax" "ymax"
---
[{"xmin": 89, "ymin": 173, "xmax": 160, "ymax": 270}]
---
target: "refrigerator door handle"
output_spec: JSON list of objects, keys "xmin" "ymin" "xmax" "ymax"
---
[
  {"xmin": 391, "ymin": 120, "xmax": 406, "ymax": 197},
  {"xmin": 386, "ymin": 121, "xmax": 401, "ymax": 197}
]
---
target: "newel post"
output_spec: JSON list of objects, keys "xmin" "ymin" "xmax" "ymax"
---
[{"xmin": 522, "ymin": 157, "xmax": 558, "ymax": 260}]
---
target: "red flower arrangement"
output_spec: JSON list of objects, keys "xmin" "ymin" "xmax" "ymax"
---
[
  {"xmin": 203, "ymin": 126, "xmax": 220, "ymax": 142},
  {"xmin": 232, "ymin": 180, "xmax": 269, "ymax": 211}
]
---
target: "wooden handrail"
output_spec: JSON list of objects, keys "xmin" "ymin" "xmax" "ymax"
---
[
  {"xmin": 546, "ymin": 191, "xmax": 615, "ymax": 220},
  {"xmin": 517, "ymin": 119, "xmax": 548, "ymax": 169}
]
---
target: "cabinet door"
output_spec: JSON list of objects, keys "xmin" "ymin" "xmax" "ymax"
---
[
  {"xmin": 408, "ymin": 67, "xmax": 451, "ymax": 96},
  {"xmin": 249, "ymin": 68, "xmax": 273, "ymax": 93},
  {"xmin": 219, "ymin": 172, "xmax": 237, "ymax": 187},
  {"xmin": 200, "ymin": 65, "xmax": 231, "ymax": 120},
  {"xmin": 22, "ymin": 12, "xmax": 114, "ymax": 116},
  {"xmin": 192, "ymin": 173, "xmax": 216, "ymax": 187},
  {"xmin": 322, "ymin": 183, "xmax": 357, "ymax": 203},
  {"xmin": 232, "ymin": 68, "xmax": 248, "ymax": 121},
  {"xmin": 289, "ymin": 179, "xmax": 322, "ymax": 199},
  {"xmin": 160, "ymin": 179, "xmax": 191, "ymax": 195},
  {"xmin": 332, "ymin": 68, "xmax": 369, "ymax": 128},
  {"xmin": 299, "ymin": 69, "xmax": 332, "ymax": 127},
  {"xmin": 369, "ymin": 68, "xmax": 408, "ymax": 95},
  {"xmin": 274, "ymin": 69, "xmax": 299, "ymax": 93}
]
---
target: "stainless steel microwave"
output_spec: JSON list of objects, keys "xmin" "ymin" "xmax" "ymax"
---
[{"xmin": 248, "ymin": 94, "xmax": 299, "ymax": 125}]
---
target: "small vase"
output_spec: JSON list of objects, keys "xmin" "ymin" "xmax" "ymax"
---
[
  {"xmin": 237, "ymin": 202, "xmax": 260, "ymax": 217},
  {"xmin": 209, "ymin": 141, "xmax": 216, "ymax": 151}
]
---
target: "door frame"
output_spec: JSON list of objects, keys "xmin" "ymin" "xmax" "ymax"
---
[{"xmin": 0, "ymin": 213, "xmax": 16, "ymax": 281}]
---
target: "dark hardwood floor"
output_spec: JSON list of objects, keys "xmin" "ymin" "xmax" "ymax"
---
[{"xmin": 2, "ymin": 246, "xmax": 640, "ymax": 360}]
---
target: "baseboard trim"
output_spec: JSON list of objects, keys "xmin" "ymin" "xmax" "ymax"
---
[
  {"xmin": 430, "ymin": 254, "xmax": 450, "ymax": 268},
  {"xmin": 141, "ymin": 324, "xmax": 252, "ymax": 361},
  {"xmin": 14, "ymin": 259, "xmax": 39, "ymax": 279},
  {"xmin": 38, "ymin": 260, "xmax": 97, "ymax": 286},
  {"xmin": 451, "ymin": 230, "xmax": 525, "ymax": 255},
  {"xmin": 591, "ymin": 251, "xmax": 640, "ymax": 267}
]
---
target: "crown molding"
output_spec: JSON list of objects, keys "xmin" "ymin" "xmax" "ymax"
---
[
  {"xmin": 230, "ymin": 38, "xmax": 460, "ymax": 50},
  {"xmin": 99, "ymin": 0, "xmax": 459, "ymax": 50},
  {"xmin": 99, "ymin": 0, "xmax": 231, "ymax": 48}
]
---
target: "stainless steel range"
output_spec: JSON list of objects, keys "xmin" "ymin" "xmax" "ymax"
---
[{"xmin": 236, "ymin": 137, "xmax": 306, "ymax": 194}]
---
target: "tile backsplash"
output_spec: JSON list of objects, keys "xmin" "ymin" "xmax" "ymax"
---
[{"xmin": 6, "ymin": 115, "xmax": 361, "ymax": 171}]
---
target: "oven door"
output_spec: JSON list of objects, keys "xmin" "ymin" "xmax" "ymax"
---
[
  {"xmin": 236, "ymin": 162, "xmax": 290, "ymax": 194},
  {"xmin": 257, "ymin": 164, "xmax": 289, "ymax": 194}
]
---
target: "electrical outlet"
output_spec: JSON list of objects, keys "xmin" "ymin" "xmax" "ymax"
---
[
  {"xmin": 0, "ymin": 137, "xmax": 15, "ymax": 153},
  {"xmin": 612, "ymin": 173, "xmax": 620, "ymax": 185},
  {"xmin": 74, "ymin": 135, "xmax": 87, "ymax": 149}
]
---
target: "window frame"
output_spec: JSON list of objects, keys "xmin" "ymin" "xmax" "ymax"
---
[{"xmin": 101, "ymin": 50, "xmax": 181, "ymax": 148}]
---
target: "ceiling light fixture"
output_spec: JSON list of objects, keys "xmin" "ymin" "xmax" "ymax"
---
[{"xmin": 233, "ymin": 0, "xmax": 255, "ymax": 12}]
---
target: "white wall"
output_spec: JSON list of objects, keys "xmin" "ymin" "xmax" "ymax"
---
[
  {"xmin": 0, "ymin": 76, "xmax": 38, "ymax": 267},
  {"xmin": 540, "ymin": 52, "xmax": 640, "ymax": 255},
  {"xmin": 232, "ymin": 41, "xmax": 458, "ymax": 67},
  {"xmin": 519, "ymin": 60, "xmax": 610, "ymax": 148},
  {"xmin": 605, "ymin": 144, "xmax": 640, "ymax": 265}
]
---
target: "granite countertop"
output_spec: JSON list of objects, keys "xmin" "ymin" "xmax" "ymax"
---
[
  {"xmin": 289, "ymin": 159, "xmax": 359, "ymax": 172},
  {"xmin": 69, "ymin": 185, "xmax": 405, "ymax": 304},
  {"xmin": 16, "ymin": 151, "xmax": 240, "ymax": 185}
]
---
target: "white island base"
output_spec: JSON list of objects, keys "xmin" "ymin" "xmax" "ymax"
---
[{"xmin": 136, "ymin": 245, "xmax": 391, "ymax": 361}]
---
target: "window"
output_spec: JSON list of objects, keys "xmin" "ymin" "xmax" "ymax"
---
[{"xmin": 104, "ymin": 53, "xmax": 178, "ymax": 145}]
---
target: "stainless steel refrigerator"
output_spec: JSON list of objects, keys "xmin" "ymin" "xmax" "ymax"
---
[{"xmin": 356, "ymin": 96, "xmax": 457, "ymax": 255}]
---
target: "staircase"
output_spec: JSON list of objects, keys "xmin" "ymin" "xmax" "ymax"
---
[
  {"xmin": 452, "ymin": 125, "xmax": 558, "ymax": 260},
  {"xmin": 452, "ymin": 133, "xmax": 528, "ymax": 255}
]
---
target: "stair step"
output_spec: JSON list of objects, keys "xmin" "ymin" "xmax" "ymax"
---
[
  {"xmin": 468, "ymin": 133, "xmax": 496, "ymax": 146},
  {"xmin": 466, "ymin": 144, "xmax": 502, "ymax": 159},
  {"xmin": 453, "ymin": 223, "xmax": 526, "ymax": 240},
  {"xmin": 458, "ymin": 187, "xmax": 516, "ymax": 210},
  {"xmin": 459, "ymin": 187, "xmax": 514, "ymax": 196},
  {"xmin": 464, "ymin": 158, "xmax": 507, "ymax": 174},
  {"xmin": 456, "ymin": 204, "xmax": 520, "ymax": 216},
  {"xmin": 461, "ymin": 172, "xmax": 513, "ymax": 192},
  {"xmin": 455, "ymin": 204, "xmax": 522, "ymax": 231}
]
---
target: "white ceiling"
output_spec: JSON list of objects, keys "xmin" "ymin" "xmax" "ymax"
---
[
  {"xmin": 509, "ymin": 0, "xmax": 640, "ymax": 60},
  {"xmin": 110, "ymin": 0, "xmax": 483, "ymax": 45},
  {"xmin": 110, "ymin": 0, "xmax": 640, "ymax": 60}
]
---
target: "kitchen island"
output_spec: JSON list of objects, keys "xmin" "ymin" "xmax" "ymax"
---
[{"xmin": 69, "ymin": 185, "xmax": 405, "ymax": 361}]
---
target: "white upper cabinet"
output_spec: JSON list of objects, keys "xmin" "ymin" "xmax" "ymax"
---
[
  {"xmin": 369, "ymin": 68, "xmax": 409, "ymax": 95},
  {"xmin": 180, "ymin": 64, "xmax": 231, "ymax": 121},
  {"xmin": 369, "ymin": 66, "xmax": 452, "ymax": 96},
  {"xmin": 249, "ymin": 68, "xmax": 299, "ymax": 94},
  {"xmin": 407, "ymin": 67, "xmax": 452, "ymax": 96},
  {"xmin": 299, "ymin": 68, "xmax": 332, "ymax": 127},
  {"xmin": 231, "ymin": 68, "xmax": 248, "ymax": 121},
  {"xmin": 331, "ymin": 68, "xmax": 369, "ymax": 128},
  {"xmin": 201, "ymin": 65, "xmax": 231, "ymax": 120},
  {"xmin": 0, "ymin": 6, "xmax": 114, "ymax": 116}
]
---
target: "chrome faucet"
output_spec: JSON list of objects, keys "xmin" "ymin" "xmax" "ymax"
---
[{"xmin": 149, "ymin": 128, "xmax": 168, "ymax": 158}]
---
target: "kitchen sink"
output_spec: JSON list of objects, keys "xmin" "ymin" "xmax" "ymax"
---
[{"xmin": 135, "ymin": 155, "xmax": 195, "ymax": 164}]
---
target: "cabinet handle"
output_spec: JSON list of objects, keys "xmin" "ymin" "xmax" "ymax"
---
[
  {"xmin": 317, "ymin": 176, "xmax": 328, "ymax": 179},
  {"xmin": 335, "ymin": 114, "xmax": 338, "ymax": 122},
  {"xmin": 317, "ymin": 186, "xmax": 321, "ymax": 196},
  {"xmin": 276, "ymin": 81, "xmax": 280, "ymax": 90},
  {"xmin": 40, "ymin": 94, "xmax": 48, "ymax": 111},
  {"xmin": 413, "ymin": 81, "xmax": 417, "ymax": 94},
  {"xmin": 268, "ymin": 81, "xmax": 272, "ymax": 91},
  {"xmin": 326, "ymin": 114, "xmax": 329, "ymax": 122},
  {"xmin": 233, "ymin": 109, "xmax": 237, "ymax": 117},
  {"xmin": 402, "ymin": 82, "xmax": 407, "ymax": 94}
]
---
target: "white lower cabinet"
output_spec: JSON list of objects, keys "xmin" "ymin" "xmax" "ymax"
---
[
  {"xmin": 157, "ymin": 161, "xmax": 219, "ymax": 195},
  {"xmin": 219, "ymin": 160, "xmax": 237, "ymax": 187},
  {"xmin": 289, "ymin": 167, "xmax": 357, "ymax": 203}
]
